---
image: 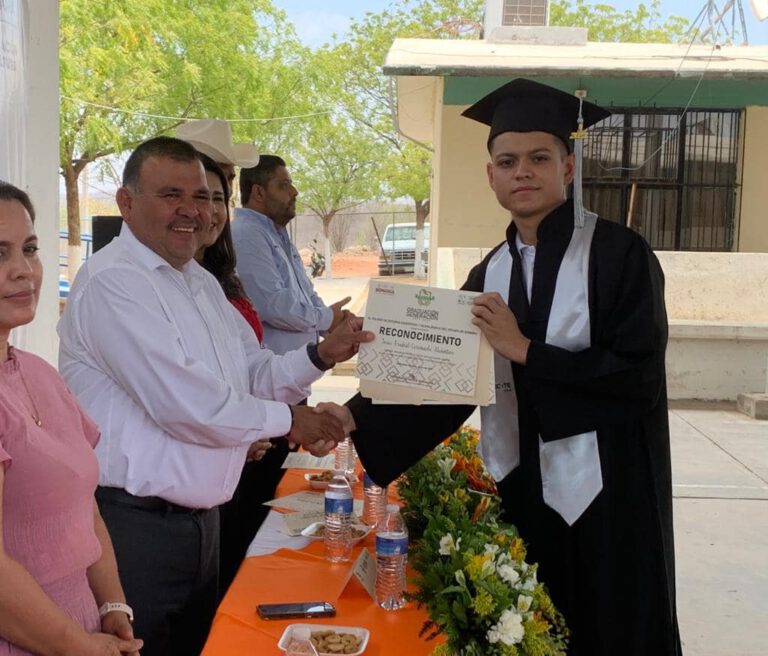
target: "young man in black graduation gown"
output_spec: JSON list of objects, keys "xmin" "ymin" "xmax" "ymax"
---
[{"xmin": 319, "ymin": 79, "xmax": 682, "ymax": 656}]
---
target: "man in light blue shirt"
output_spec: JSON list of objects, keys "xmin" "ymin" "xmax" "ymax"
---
[{"xmin": 232, "ymin": 155, "xmax": 350, "ymax": 355}]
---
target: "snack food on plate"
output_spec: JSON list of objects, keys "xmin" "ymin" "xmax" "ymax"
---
[
  {"xmin": 310, "ymin": 630, "xmax": 362, "ymax": 654},
  {"xmin": 308, "ymin": 470, "xmax": 335, "ymax": 482},
  {"xmin": 308, "ymin": 524, "xmax": 367, "ymax": 540}
]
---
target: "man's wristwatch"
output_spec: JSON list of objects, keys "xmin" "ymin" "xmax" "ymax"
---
[
  {"xmin": 98, "ymin": 602, "xmax": 134, "ymax": 623},
  {"xmin": 307, "ymin": 342, "xmax": 333, "ymax": 371}
]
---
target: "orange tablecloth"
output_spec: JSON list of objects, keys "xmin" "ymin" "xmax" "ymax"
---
[{"xmin": 202, "ymin": 469, "xmax": 441, "ymax": 655}]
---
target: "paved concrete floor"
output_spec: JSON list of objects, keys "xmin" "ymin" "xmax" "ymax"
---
[
  {"xmin": 309, "ymin": 376, "xmax": 768, "ymax": 655},
  {"xmin": 669, "ymin": 404, "xmax": 768, "ymax": 656}
]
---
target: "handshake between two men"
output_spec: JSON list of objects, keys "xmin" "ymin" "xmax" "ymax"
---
[
  {"xmin": 265, "ymin": 289, "xmax": 530, "ymax": 458},
  {"xmin": 275, "ymin": 312, "xmax": 371, "ymax": 457}
]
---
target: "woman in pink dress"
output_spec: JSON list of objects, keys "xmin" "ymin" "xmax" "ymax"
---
[{"xmin": 0, "ymin": 182, "xmax": 142, "ymax": 656}]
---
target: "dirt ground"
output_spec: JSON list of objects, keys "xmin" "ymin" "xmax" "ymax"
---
[
  {"xmin": 307, "ymin": 249, "xmax": 425, "ymax": 281},
  {"xmin": 331, "ymin": 252, "xmax": 378, "ymax": 277}
]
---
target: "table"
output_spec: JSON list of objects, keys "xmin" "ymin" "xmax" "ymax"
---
[{"xmin": 201, "ymin": 469, "xmax": 441, "ymax": 655}]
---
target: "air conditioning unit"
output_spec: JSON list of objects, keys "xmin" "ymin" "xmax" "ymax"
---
[
  {"xmin": 483, "ymin": 0, "xmax": 586, "ymax": 45},
  {"xmin": 485, "ymin": 0, "xmax": 549, "ymax": 31}
]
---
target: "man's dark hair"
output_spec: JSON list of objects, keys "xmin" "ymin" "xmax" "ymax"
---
[
  {"xmin": 0, "ymin": 180, "xmax": 36, "ymax": 223},
  {"xmin": 122, "ymin": 136, "xmax": 201, "ymax": 188},
  {"xmin": 197, "ymin": 154, "xmax": 248, "ymax": 301},
  {"xmin": 239, "ymin": 155, "xmax": 286, "ymax": 205}
]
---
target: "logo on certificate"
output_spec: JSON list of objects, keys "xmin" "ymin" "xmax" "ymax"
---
[{"xmin": 414, "ymin": 289, "xmax": 435, "ymax": 306}]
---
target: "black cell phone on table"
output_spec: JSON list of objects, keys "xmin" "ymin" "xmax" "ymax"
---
[{"xmin": 256, "ymin": 601, "xmax": 336, "ymax": 620}]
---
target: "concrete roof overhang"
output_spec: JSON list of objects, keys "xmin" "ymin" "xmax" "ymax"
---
[{"xmin": 386, "ymin": 38, "xmax": 768, "ymax": 142}]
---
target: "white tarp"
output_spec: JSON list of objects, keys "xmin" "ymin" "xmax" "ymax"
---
[
  {"xmin": 0, "ymin": 0, "xmax": 26, "ymax": 186},
  {"xmin": 2, "ymin": 0, "xmax": 30, "ymax": 350}
]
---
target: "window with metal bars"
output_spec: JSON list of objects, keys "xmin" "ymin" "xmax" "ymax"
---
[{"xmin": 581, "ymin": 108, "xmax": 741, "ymax": 251}]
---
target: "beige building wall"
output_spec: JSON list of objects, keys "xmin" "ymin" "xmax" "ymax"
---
[
  {"xmin": 737, "ymin": 106, "xmax": 768, "ymax": 252},
  {"xmin": 435, "ymin": 105, "xmax": 509, "ymax": 248}
]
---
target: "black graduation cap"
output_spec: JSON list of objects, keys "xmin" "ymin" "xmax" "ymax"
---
[{"xmin": 461, "ymin": 78, "xmax": 611, "ymax": 152}]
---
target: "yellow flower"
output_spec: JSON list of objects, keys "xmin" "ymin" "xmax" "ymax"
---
[
  {"xmin": 509, "ymin": 537, "xmax": 527, "ymax": 562},
  {"xmin": 465, "ymin": 553, "xmax": 492, "ymax": 582},
  {"xmin": 524, "ymin": 614, "xmax": 551, "ymax": 635},
  {"xmin": 472, "ymin": 589, "xmax": 496, "ymax": 617},
  {"xmin": 454, "ymin": 488, "xmax": 469, "ymax": 502}
]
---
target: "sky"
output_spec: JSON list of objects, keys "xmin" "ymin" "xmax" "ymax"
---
[{"xmin": 272, "ymin": 0, "xmax": 768, "ymax": 47}]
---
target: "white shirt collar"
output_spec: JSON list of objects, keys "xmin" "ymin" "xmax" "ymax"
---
[
  {"xmin": 515, "ymin": 231, "xmax": 536, "ymax": 255},
  {"xmin": 118, "ymin": 222, "xmax": 206, "ymax": 288}
]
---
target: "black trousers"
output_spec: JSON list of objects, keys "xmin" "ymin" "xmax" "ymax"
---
[{"xmin": 96, "ymin": 487, "xmax": 220, "ymax": 656}]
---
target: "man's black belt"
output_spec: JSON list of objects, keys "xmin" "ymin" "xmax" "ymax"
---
[{"xmin": 96, "ymin": 486, "xmax": 206, "ymax": 515}]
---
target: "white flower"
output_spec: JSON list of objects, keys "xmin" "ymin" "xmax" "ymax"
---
[
  {"xmin": 496, "ymin": 563, "xmax": 520, "ymax": 585},
  {"xmin": 437, "ymin": 456, "xmax": 456, "ymax": 478},
  {"xmin": 483, "ymin": 543, "xmax": 500, "ymax": 558},
  {"xmin": 517, "ymin": 595, "xmax": 533, "ymax": 612},
  {"xmin": 519, "ymin": 564, "xmax": 538, "ymax": 591},
  {"xmin": 438, "ymin": 533, "xmax": 460, "ymax": 556},
  {"xmin": 522, "ymin": 578, "xmax": 537, "ymax": 591},
  {"xmin": 487, "ymin": 608, "xmax": 525, "ymax": 646},
  {"xmin": 496, "ymin": 550, "xmax": 511, "ymax": 563}
]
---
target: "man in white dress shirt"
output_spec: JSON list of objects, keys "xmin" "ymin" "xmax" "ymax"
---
[{"xmin": 58, "ymin": 137, "xmax": 370, "ymax": 656}]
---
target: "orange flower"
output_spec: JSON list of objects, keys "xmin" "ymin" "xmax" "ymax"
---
[{"xmin": 471, "ymin": 495, "xmax": 492, "ymax": 522}]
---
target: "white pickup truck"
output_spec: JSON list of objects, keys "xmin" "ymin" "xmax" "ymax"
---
[{"xmin": 378, "ymin": 222, "xmax": 429, "ymax": 276}]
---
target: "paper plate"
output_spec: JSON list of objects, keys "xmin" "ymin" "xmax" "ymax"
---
[{"xmin": 278, "ymin": 623, "xmax": 370, "ymax": 656}]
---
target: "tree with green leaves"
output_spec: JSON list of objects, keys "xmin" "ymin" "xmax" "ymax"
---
[
  {"xmin": 332, "ymin": 0, "xmax": 483, "ymax": 277},
  {"xmin": 59, "ymin": 0, "xmax": 307, "ymax": 275},
  {"xmin": 291, "ymin": 112, "xmax": 381, "ymax": 279},
  {"xmin": 550, "ymin": 0, "xmax": 689, "ymax": 42}
]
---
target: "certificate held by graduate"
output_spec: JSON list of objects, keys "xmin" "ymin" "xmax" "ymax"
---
[{"xmin": 356, "ymin": 281, "xmax": 493, "ymax": 405}]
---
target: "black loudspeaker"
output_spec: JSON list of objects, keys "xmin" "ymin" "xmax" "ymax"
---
[{"xmin": 92, "ymin": 216, "xmax": 123, "ymax": 253}]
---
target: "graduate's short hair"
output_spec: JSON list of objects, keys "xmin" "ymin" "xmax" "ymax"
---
[
  {"xmin": 122, "ymin": 136, "xmax": 201, "ymax": 189},
  {"xmin": 239, "ymin": 155, "xmax": 287, "ymax": 205},
  {"xmin": 0, "ymin": 181, "xmax": 35, "ymax": 223}
]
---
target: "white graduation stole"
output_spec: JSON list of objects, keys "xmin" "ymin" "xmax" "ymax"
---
[{"xmin": 479, "ymin": 212, "xmax": 603, "ymax": 526}]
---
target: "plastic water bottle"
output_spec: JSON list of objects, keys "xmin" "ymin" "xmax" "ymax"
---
[
  {"xmin": 324, "ymin": 470, "xmax": 353, "ymax": 562},
  {"xmin": 375, "ymin": 504, "xmax": 408, "ymax": 610},
  {"xmin": 285, "ymin": 627, "xmax": 318, "ymax": 655},
  {"xmin": 334, "ymin": 435, "xmax": 357, "ymax": 478},
  {"xmin": 362, "ymin": 470, "xmax": 387, "ymax": 526}
]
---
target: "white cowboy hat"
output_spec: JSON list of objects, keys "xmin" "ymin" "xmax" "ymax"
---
[{"xmin": 176, "ymin": 119, "xmax": 260, "ymax": 168}]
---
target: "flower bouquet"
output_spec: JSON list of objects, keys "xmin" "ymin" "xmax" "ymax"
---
[
  {"xmin": 398, "ymin": 427, "xmax": 568, "ymax": 656},
  {"xmin": 397, "ymin": 426, "xmax": 499, "ymax": 542}
]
